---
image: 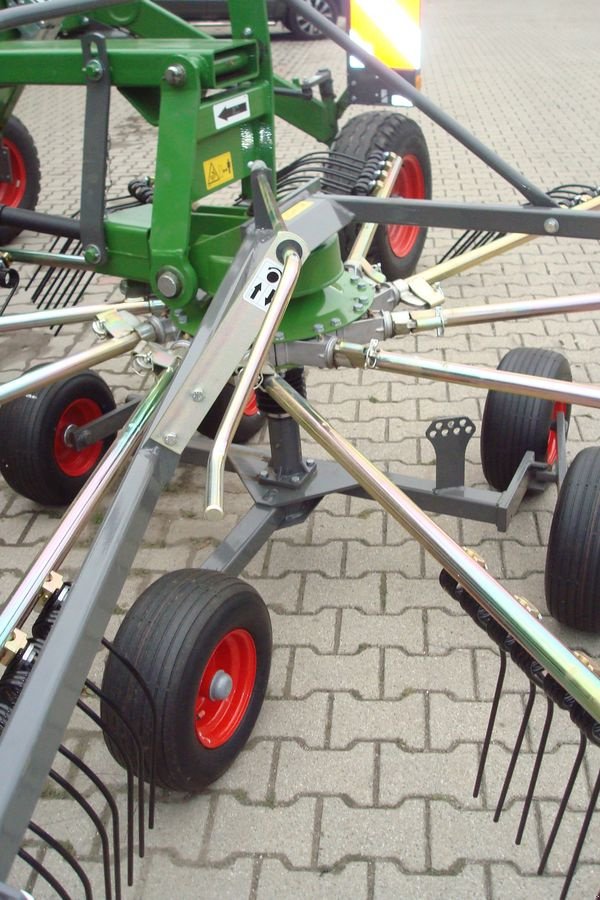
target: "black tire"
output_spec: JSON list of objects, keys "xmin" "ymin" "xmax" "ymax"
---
[
  {"xmin": 480, "ymin": 348, "xmax": 572, "ymax": 492},
  {"xmin": 0, "ymin": 370, "xmax": 116, "ymax": 506},
  {"xmin": 332, "ymin": 112, "xmax": 431, "ymax": 280},
  {"xmin": 285, "ymin": 0, "xmax": 338, "ymax": 39},
  {"xmin": 545, "ymin": 448, "xmax": 600, "ymax": 632},
  {"xmin": 198, "ymin": 383, "xmax": 264, "ymax": 444},
  {"xmin": 101, "ymin": 569, "xmax": 272, "ymax": 792},
  {"xmin": 0, "ymin": 116, "xmax": 41, "ymax": 244}
]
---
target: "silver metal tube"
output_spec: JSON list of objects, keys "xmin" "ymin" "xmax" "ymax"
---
[
  {"xmin": 0, "ymin": 299, "xmax": 165, "ymax": 334},
  {"xmin": 334, "ymin": 342, "xmax": 600, "ymax": 409},
  {"xmin": 264, "ymin": 374, "xmax": 600, "ymax": 721},
  {"xmin": 0, "ymin": 364, "xmax": 177, "ymax": 650},
  {"xmin": 205, "ymin": 249, "xmax": 303, "ymax": 519},
  {"xmin": 0, "ymin": 332, "xmax": 140, "ymax": 406},
  {"xmin": 407, "ymin": 292, "xmax": 600, "ymax": 334},
  {"xmin": 1, "ymin": 249, "xmax": 88, "ymax": 269}
]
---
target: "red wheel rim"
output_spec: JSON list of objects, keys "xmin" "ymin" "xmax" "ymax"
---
[
  {"xmin": 0, "ymin": 137, "xmax": 27, "ymax": 207},
  {"xmin": 195, "ymin": 628, "xmax": 256, "ymax": 748},
  {"xmin": 243, "ymin": 391, "xmax": 259, "ymax": 418},
  {"xmin": 53, "ymin": 398, "xmax": 104, "ymax": 477},
  {"xmin": 546, "ymin": 401, "xmax": 567, "ymax": 466},
  {"xmin": 387, "ymin": 154, "xmax": 426, "ymax": 258}
]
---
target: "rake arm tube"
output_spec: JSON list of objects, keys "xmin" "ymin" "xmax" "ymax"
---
[
  {"xmin": 0, "ymin": 300, "xmax": 164, "ymax": 334},
  {"xmin": 0, "ymin": 207, "xmax": 81, "ymax": 241},
  {"xmin": 263, "ymin": 373, "xmax": 600, "ymax": 721},
  {"xmin": 333, "ymin": 342, "xmax": 600, "ymax": 410},
  {"xmin": 0, "ymin": 0, "xmax": 130, "ymax": 30}
]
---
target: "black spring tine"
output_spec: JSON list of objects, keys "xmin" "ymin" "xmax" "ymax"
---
[
  {"xmin": 49, "ymin": 769, "xmax": 112, "ymax": 900},
  {"xmin": 28, "ymin": 821, "xmax": 93, "ymax": 900},
  {"xmin": 538, "ymin": 731, "xmax": 587, "ymax": 874},
  {"xmin": 52, "ymin": 271, "xmax": 96, "ymax": 335},
  {"xmin": 103, "ymin": 637, "xmax": 157, "ymax": 830},
  {"xmin": 59, "ymin": 744, "xmax": 122, "ymax": 900},
  {"xmin": 516, "ymin": 695, "xmax": 554, "ymax": 844},
  {"xmin": 474, "ymin": 649, "xmax": 507, "ymax": 798},
  {"xmin": 26, "ymin": 233, "xmax": 65, "ymax": 292},
  {"xmin": 494, "ymin": 681, "xmax": 537, "ymax": 822},
  {"xmin": 85, "ymin": 679, "xmax": 146, "ymax": 861},
  {"xmin": 560, "ymin": 766, "xmax": 600, "ymax": 900},
  {"xmin": 78, "ymin": 699, "xmax": 135, "ymax": 887},
  {"xmin": 18, "ymin": 847, "xmax": 72, "ymax": 900}
]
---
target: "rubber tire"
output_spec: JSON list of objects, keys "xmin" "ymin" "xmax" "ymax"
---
[
  {"xmin": 198, "ymin": 382, "xmax": 264, "ymax": 444},
  {"xmin": 545, "ymin": 448, "xmax": 600, "ymax": 632},
  {"xmin": 0, "ymin": 370, "xmax": 116, "ymax": 506},
  {"xmin": 285, "ymin": 0, "xmax": 338, "ymax": 39},
  {"xmin": 480, "ymin": 348, "xmax": 572, "ymax": 492},
  {"xmin": 101, "ymin": 569, "xmax": 272, "ymax": 792},
  {"xmin": 0, "ymin": 116, "xmax": 41, "ymax": 244},
  {"xmin": 332, "ymin": 112, "xmax": 431, "ymax": 280}
]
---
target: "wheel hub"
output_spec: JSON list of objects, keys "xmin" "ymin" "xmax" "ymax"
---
[{"xmin": 209, "ymin": 669, "xmax": 233, "ymax": 701}]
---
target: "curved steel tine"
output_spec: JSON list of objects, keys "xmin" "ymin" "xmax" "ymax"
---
[
  {"xmin": 78, "ymin": 698, "xmax": 135, "ymax": 886},
  {"xmin": 28, "ymin": 821, "xmax": 93, "ymax": 900},
  {"xmin": 494, "ymin": 681, "xmax": 537, "ymax": 822},
  {"xmin": 560, "ymin": 767, "xmax": 600, "ymax": 900},
  {"xmin": 474, "ymin": 649, "xmax": 507, "ymax": 798},
  {"xmin": 59, "ymin": 744, "xmax": 122, "ymax": 900},
  {"xmin": 538, "ymin": 732, "xmax": 587, "ymax": 874},
  {"xmin": 516, "ymin": 696, "xmax": 554, "ymax": 844},
  {"xmin": 18, "ymin": 847, "xmax": 72, "ymax": 900},
  {"xmin": 49, "ymin": 768, "xmax": 112, "ymax": 900},
  {"xmin": 102, "ymin": 636, "xmax": 157, "ymax": 830},
  {"xmin": 85, "ymin": 679, "xmax": 145, "ymax": 861}
]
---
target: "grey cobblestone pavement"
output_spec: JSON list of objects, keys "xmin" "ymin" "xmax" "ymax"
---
[{"xmin": 2, "ymin": 0, "xmax": 600, "ymax": 897}]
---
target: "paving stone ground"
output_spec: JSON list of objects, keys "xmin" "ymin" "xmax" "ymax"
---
[{"xmin": 1, "ymin": 1, "xmax": 600, "ymax": 898}]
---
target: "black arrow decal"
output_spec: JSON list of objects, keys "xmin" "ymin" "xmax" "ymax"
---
[{"xmin": 218, "ymin": 100, "xmax": 248, "ymax": 121}]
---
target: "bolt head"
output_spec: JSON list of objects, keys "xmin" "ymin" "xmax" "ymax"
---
[
  {"xmin": 353, "ymin": 302, "xmax": 364, "ymax": 313},
  {"xmin": 313, "ymin": 323, "xmax": 325, "ymax": 334},
  {"xmin": 165, "ymin": 64, "xmax": 186, "ymax": 87},
  {"xmin": 330, "ymin": 317, "xmax": 342, "ymax": 328},
  {"xmin": 191, "ymin": 388, "xmax": 205, "ymax": 402},
  {"xmin": 242, "ymin": 26, "xmax": 253, "ymax": 36},
  {"xmin": 84, "ymin": 244, "xmax": 102, "ymax": 265},
  {"xmin": 544, "ymin": 216, "xmax": 560, "ymax": 235},
  {"xmin": 157, "ymin": 270, "xmax": 182, "ymax": 299},
  {"xmin": 164, "ymin": 432, "xmax": 177, "ymax": 446},
  {"xmin": 85, "ymin": 59, "xmax": 103, "ymax": 81}
]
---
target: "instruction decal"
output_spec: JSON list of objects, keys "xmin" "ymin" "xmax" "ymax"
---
[
  {"xmin": 243, "ymin": 258, "xmax": 284, "ymax": 310},
  {"xmin": 213, "ymin": 93, "xmax": 250, "ymax": 129},
  {"xmin": 203, "ymin": 151, "xmax": 234, "ymax": 190}
]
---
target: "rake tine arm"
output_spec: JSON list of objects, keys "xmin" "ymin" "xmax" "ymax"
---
[
  {"xmin": 538, "ymin": 732, "xmax": 587, "ymax": 875},
  {"xmin": 515, "ymin": 697, "xmax": 554, "ymax": 844},
  {"xmin": 560, "ymin": 768, "xmax": 600, "ymax": 900}
]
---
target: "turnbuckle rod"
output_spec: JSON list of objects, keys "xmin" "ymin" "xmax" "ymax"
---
[
  {"xmin": 401, "ymin": 292, "xmax": 600, "ymax": 335},
  {"xmin": 263, "ymin": 374, "xmax": 600, "ymax": 722},
  {"xmin": 204, "ymin": 247, "xmax": 303, "ymax": 519},
  {"xmin": 0, "ymin": 364, "xmax": 177, "ymax": 651},
  {"xmin": 334, "ymin": 341, "xmax": 600, "ymax": 409},
  {"xmin": 0, "ymin": 332, "xmax": 143, "ymax": 407},
  {"xmin": 0, "ymin": 300, "xmax": 164, "ymax": 334}
]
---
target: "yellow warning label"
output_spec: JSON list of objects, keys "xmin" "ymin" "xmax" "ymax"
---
[
  {"xmin": 203, "ymin": 152, "xmax": 234, "ymax": 190},
  {"xmin": 282, "ymin": 200, "xmax": 313, "ymax": 222}
]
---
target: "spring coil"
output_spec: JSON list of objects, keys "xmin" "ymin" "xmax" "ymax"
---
[
  {"xmin": 353, "ymin": 150, "xmax": 391, "ymax": 195},
  {"xmin": 127, "ymin": 177, "xmax": 154, "ymax": 205}
]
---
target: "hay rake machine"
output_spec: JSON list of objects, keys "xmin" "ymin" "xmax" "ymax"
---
[{"xmin": 0, "ymin": 0, "xmax": 599, "ymax": 896}]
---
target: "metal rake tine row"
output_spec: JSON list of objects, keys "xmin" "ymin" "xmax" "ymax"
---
[
  {"xmin": 494, "ymin": 680, "xmax": 537, "ymax": 822},
  {"xmin": 48, "ymin": 768, "xmax": 113, "ymax": 900},
  {"xmin": 27, "ymin": 821, "xmax": 93, "ymax": 900},
  {"xmin": 515, "ymin": 695, "xmax": 554, "ymax": 844},
  {"xmin": 102, "ymin": 636, "xmax": 158, "ymax": 830},
  {"xmin": 58, "ymin": 744, "xmax": 122, "ymax": 900},
  {"xmin": 85, "ymin": 678, "xmax": 146, "ymax": 860},
  {"xmin": 78, "ymin": 698, "xmax": 136, "ymax": 886},
  {"xmin": 538, "ymin": 731, "xmax": 587, "ymax": 874},
  {"xmin": 473, "ymin": 649, "xmax": 507, "ymax": 799},
  {"xmin": 560, "ymin": 767, "xmax": 600, "ymax": 900},
  {"xmin": 17, "ymin": 848, "xmax": 71, "ymax": 900}
]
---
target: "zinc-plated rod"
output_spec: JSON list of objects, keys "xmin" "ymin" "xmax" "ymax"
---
[
  {"xmin": 205, "ymin": 249, "xmax": 303, "ymax": 519},
  {"xmin": 263, "ymin": 374, "xmax": 600, "ymax": 721},
  {"xmin": 410, "ymin": 194, "xmax": 600, "ymax": 286},
  {"xmin": 406, "ymin": 292, "xmax": 600, "ymax": 334},
  {"xmin": 334, "ymin": 342, "xmax": 600, "ymax": 410},
  {"xmin": 1, "ymin": 248, "xmax": 88, "ymax": 269},
  {"xmin": 0, "ymin": 332, "xmax": 140, "ymax": 407},
  {"xmin": 0, "ymin": 365, "xmax": 176, "ymax": 650},
  {"xmin": 0, "ymin": 299, "xmax": 164, "ymax": 334},
  {"xmin": 347, "ymin": 155, "xmax": 404, "ymax": 263}
]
